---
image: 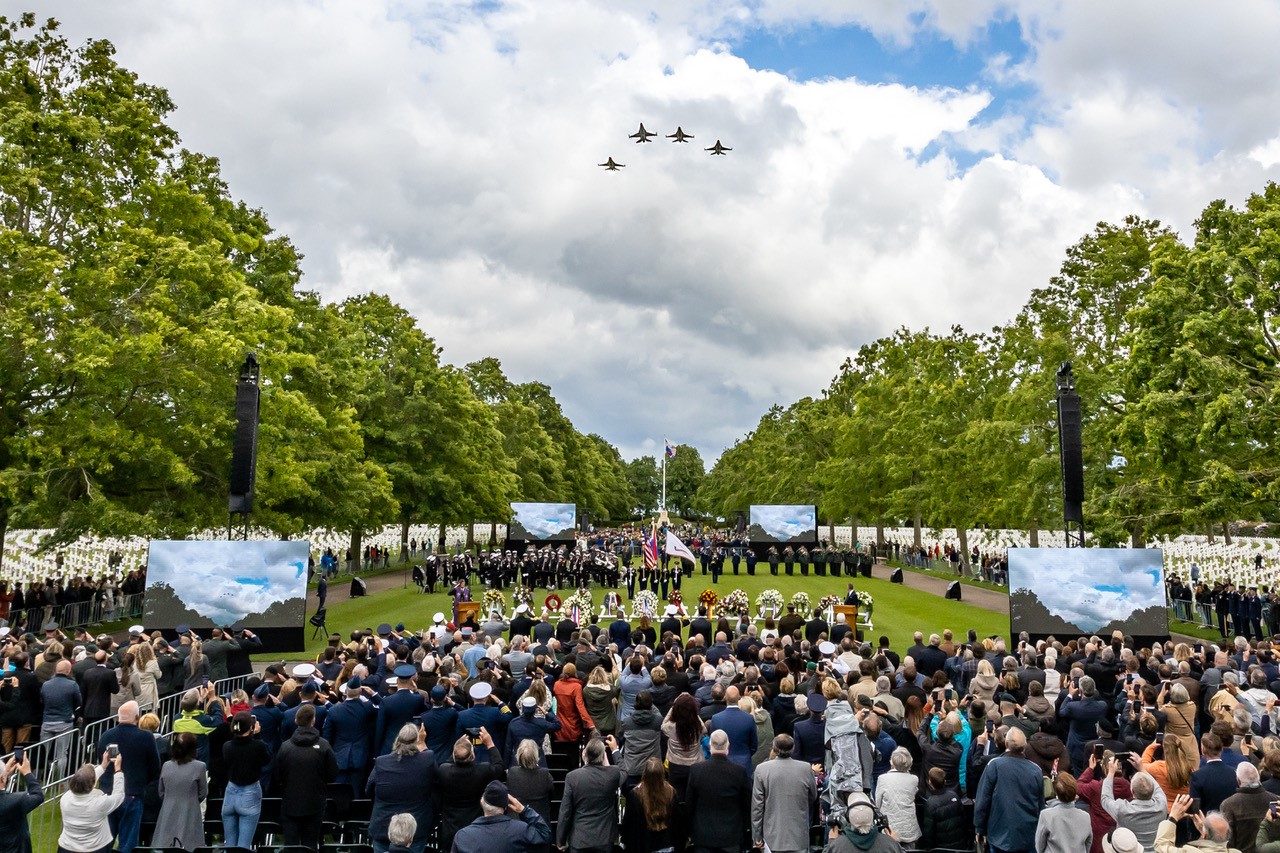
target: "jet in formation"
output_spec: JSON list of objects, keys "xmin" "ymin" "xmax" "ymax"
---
[
  {"xmin": 705, "ymin": 140, "xmax": 732, "ymax": 155},
  {"xmin": 598, "ymin": 157, "xmax": 625, "ymax": 171},
  {"xmin": 667, "ymin": 127, "xmax": 694, "ymax": 143},
  {"xmin": 629, "ymin": 123, "xmax": 657, "ymax": 143}
]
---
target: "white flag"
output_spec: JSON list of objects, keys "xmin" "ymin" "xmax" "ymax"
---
[{"xmin": 665, "ymin": 530, "xmax": 696, "ymax": 564}]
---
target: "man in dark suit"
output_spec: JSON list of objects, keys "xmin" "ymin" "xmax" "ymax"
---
[
  {"xmin": 917, "ymin": 635, "xmax": 949, "ymax": 678},
  {"xmin": 81, "ymin": 651, "xmax": 120, "ymax": 727},
  {"xmin": 1191, "ymin": 733, "xmax": 1239, "ymax": 813},
  {"xmin": 710, "ymin": 693, "xmax": 759, "ymax": 777},
  {"xmin": 375, "ymin": 665, "xmax": 426, "ymax": 756},
  {"xmin": 608, "ymin": 609, "xmax": 631, "ymax": 647},
  {"xmin": 323, "ymin": 678, "xmax": 378, "ymax": 794},
  {"xmin": 660, "ymin": 606, "xmax": 686, "ymax": 641},
  {"xmin": 436, "ymin": 727, "xmax": 507, "ymax": 852},
  {"xmin": 689, "ymin": 608, "xmax": 714, "ymax": 646},
  {"xmin": 509, "ymin": 603, "xmax": 534, "ymax": 642},
  {"xmin": 687, "ymin": 729, "xmax": 751, "ymax": 853},
  {"xmin": 804, "ymin": 609, "xmax": 829, "ymax": 644},
  {"xmin": 0, "ymin": 752, "xmax": 42, "ymax": 853}
]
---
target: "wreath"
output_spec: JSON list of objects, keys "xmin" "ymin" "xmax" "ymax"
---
[
  {"xmin": 512, "ymin": 585, "xmax": 534, "ymax": 606},
  {"xmin": 698, "ymin": 588, "xmax": 719, "ymax": 616},
  {"xmin": 481, "ymin": 589, "xmax": 505, "ymax": 616},
  {"xmin": 563, "ymin": 588, "xmax": 593, "ymax": 617},
  {"xmin": 667, "ymin": 589, "xmax": 684, "ymax": 614},
  {"xmin": 790, "ymin": 591, "xmax": 811, "ymax": 614},
  {"xmin": 544, "ymin": 593, "xmax": 562, "ymax": 613},
  {"xmin": 634, "ymin": 590, "xmax": 659, "ymax": 617},
  {"xmin": 722, "ymin": 588, "xmax": 751, "ymax": 618},
  {"xmin": 756, "ymin": 589, "xmax": 784, "ymax": 616},
  {"xmin": 819, "ymin": 594, "xmax": 842, "ymax": 613},
  {"xmin": 856, "ymin": 590, "xmax": 874, "ymax": 613}
]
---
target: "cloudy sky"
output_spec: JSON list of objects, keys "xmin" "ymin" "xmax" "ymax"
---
[
  {"xmin": 750, "ymin": 503, "xmax": 816, "ymax": 541},
  {"xmin": 510, "ymin": 501, "xmax": 577, "ymax": 539},
  {"xmin": 1009, "ymin": 548, "xmax": 1164, "ymax": 632},
  {"xmin": 146, "ymin": 540, "xmax": 309, "ymax": 625},
  {"xmin": 36, "ymin": 1, "xmax": 1280, "ymax": 463}
]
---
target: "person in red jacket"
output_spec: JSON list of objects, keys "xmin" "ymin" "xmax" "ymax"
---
[{"xmin": 552, "ymin": 663, "xmax": 594, "ymax": 764}]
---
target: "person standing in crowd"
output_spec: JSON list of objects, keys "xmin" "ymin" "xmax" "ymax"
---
[
  {"xmin": 686, "ymin": 729, "xmax": 751, "ymax": 853},
  {"xmin": 975, "ymin": 727, "xmax": 1044, "ymax": 853},
  {"xmin": 367, "ymin": 724, "xmax": 436, "ymax": 853},
  {"xmin": 875, "ymin": 747, "xmax": 921, "ymax": 847},
  {"xmin": 1035, "ymin": 772, "xmax": 1092, "ymax": 853},
  {"xmin": 450, "ymin": 781, "xmax": 551, "ymax": 853},
  {"xmin": 222, "ymin": 711, "xmax": 272, "ymax": 850},
  {"xmin": 152, "ymin": 732, "xmax": 206, "ymax": 851},
  {"xmin": 58, "ymin": 753, "xmax": 124, "ymax": 853},
  {"xmin": 274, "ymin": 703, "xmax": 338, "ymax": 849},
  {"xmin": 751, "ymin": 734, "xmax": 817, "ymax": 853},
  {"xmin": 0, "ymin": 752, "xmax": 41, "ymax": 853},
  {"xmin": 97, "ymin": 701, "xmax": 160, "ymax": 853},
  {"xmin": 506, "ymin": 739, "xmax": 554, "ymax": 836},
  {"xmin": 437, "ymin": 728, "xmax": 507, "ymax": 852},
  {"xmin": 557, "ymin": 737, "xmax": 625, "ymax": 853},
  {"xmin": 621, "ymin": 757, "xmax": 676, "ymax": 853},
  {"xmin": 40, "ymin": 659, "xmax": 81, "ymax": 776}
]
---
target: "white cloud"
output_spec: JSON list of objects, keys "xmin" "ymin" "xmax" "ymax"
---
[
  {"xmin": 40, "ymin": 1, "xmax": 1280, "ymax": 464},
  {"xmin": 145, "ymin": 541, "xmax": 308, "ymax": 626},
  {"xmin": 1009, "ymin": 548, "xmax": 1165, "ymax": 632}
]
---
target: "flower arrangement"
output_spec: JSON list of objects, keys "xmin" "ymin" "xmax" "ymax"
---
[
  {"xmin": 481, "ymin": 589, "xmax": 505, "ymax": 616},
  {"xmin": 634, "ymin": 590, "xmax": 659, "ymax": 617},
  {"xmin": 722, "ymin": 588, "xmax": 751, "ymax": 617},
  {"xmin": 856, "ymin": 590, "xmax": 874, "ymax": 613},
  {"xmin": 668, "ymin": 589, "xmax": 685, "ymax": 614},
  {"xmin": 512, "ymin": 585, "xmax": 534, "ymax": 606},
  {"xmin": 563, "ymin": 588, "xmax": 593, "ymax": 619},
  {"xmin": 790, "ymin": 591, "xmax": 811, "ymax": 614},
  {"xmin": 756, "ymin": 589, "xmax": 784, "ymax": 616},
  {"xmin": 543, "ymin": 592, "xmax": 562, "ymax": 613},
  {"xmin": 698, "ymin": 589, "xmax": 718, "ymax": 617},
  {"xmin": 819, "ymin": 594, "xmax": 842, "ymax": 614}
]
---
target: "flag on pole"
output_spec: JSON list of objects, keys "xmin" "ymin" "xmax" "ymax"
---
[
  {"xmin": 665, "ymin": 439, "xmax": 676, "ymax": 459},
  {"xmin": 643, "ymin": 523, "xmax": 658, "ymax": 571},
  {"xmin": 665, "ymin": 530, "xmax": 696, "ymax": 565}
]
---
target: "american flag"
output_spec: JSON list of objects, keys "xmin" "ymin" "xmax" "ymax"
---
[
  {"xmin": 665, "ymin": 439, "xmax": 676, "ymax": 459},
  {"xmin": 643, "ymin": 522, "xmax": 658, "ymax": 571}
]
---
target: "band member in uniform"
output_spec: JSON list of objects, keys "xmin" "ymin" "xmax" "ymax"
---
[
  {"xmin": 783, "ymin": 545, "xmax": 794, "ymax": 576},
  {"xmin": 768, "ymin": 546, "xmax": 779, "ymax": 576},
  {"xmin": 730, "ymin": 546, "xmax": 741, "ymax": 575}
]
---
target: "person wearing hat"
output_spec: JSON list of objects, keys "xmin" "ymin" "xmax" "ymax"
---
[
  {"xmin": 224, "ymin": 623, "xmax": 263, "ymax": 679},
  {"xmin": 374, "ymin": 664, "xmax": 426, "ymax": 757},
  {"xmin": 504, "ymin": 695, "xmax": 562, "ymax": 767},
  {"xmin": 322, "ymin": 676, "xmax": 379, "ymax": 795},
  {"xmin": 660, "ymin": 605, "xmax": 686, "ymax": 642},
  {"xmin": 793, "ymin": 690, "xmax": 828, "ymax": 765},
  {"xmin": 250, "ymin": 682, "xmax": 284, "ymax": 756},
  {"xmin": 451, "ymin": 779, "xmax": 550, "ymax": 853},
  {"xmin": 367, "ymin": 722, "xmax": 437, "ymax": 853},
  {"xmin": 456, "ymin": 682, "xmax": 514, "ymax": 752},
  {"xmin": 281, "ymin": 681, "xmax": 331, "ymax": 742},
  {"xmin": 420, "ymin": 684, "xmax": 460, "ymax": 763},
  {"xmin": 509, "ymin": 604, "xmax": 534, "ymax": 643}
]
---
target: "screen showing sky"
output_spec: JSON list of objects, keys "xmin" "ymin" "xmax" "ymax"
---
[
  {"xmin": 145, "ymin": 540, "xmax": 309, "ymax": 627},
  {"xmin": 749, "ymin": 504, "xmax": 817, "ymax": 543},
  {"xmin": 1008, "ymin": 548, "xmax": 1165, "ymax": 634},
  {"xmin": 509, "ymin": 502, "xmax": 577, "ymax": 540}
]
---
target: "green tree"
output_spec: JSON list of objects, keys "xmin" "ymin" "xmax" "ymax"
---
[
  {"xmin": 626, "ymin": 456, "xmax": 660, "ymax": 515},
  {"xmin": 664, "ymin": 444, "xmax": 704, "ymax": 518}
]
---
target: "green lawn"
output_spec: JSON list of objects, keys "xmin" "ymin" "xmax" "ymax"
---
[{"xmin": 262, "ymin": 568, "xmax": 1009, "ymax": 660}]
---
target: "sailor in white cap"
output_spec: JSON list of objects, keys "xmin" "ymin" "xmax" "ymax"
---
[{"xmin": 430, "ymin": 613, "xmax": 449, "ymax": 641}]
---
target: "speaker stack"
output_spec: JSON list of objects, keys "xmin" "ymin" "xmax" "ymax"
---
[
  {"xmin": 890, "ymin": 567, "xmax": 904, "ymax": 584},
  {"xmin": 946, "ymin": 581, "xmax": 962, "ymax": 601},
  {"xmin": 228, "ymin": 355, "xmax": 261, "ymax": 516}
]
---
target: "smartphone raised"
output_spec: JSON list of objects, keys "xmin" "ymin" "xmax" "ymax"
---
[
  {"xmin": 1093, "ymin": 743, "xmax": 1106, "ymax": 762},
  {"xmin": 986, "ymin": 720, "xmax": 994, "ymax": 735},
  {"xmin": 107, "ymin": 744, "xmax": 119, "ymax": 760},
  {"xmin": 12, "ymin": 745, "xmax": 23, "ymax": 765}
]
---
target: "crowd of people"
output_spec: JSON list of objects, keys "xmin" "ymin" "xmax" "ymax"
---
[{"xmin": 16, "ymin": 571, "xmax": 1280, "ymax": 853}]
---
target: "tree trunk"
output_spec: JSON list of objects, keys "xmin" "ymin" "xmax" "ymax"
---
[
  {"xmin": 827, "ymin": 520, "xmax": 835, "ymax": 545},
  {"xmin": 1206, "ymin": 525, "xmax": 1215, "ymax": 545},
  {"xmin": 400, "ymin": 518, "xmax": 411, "ymax": 562},
  {"xmin": 913, "ymin": 509, "xmax": 922, "ymax": 548},
  {"xmin": 0, "ymin": 504, "xmax": 7, "ymax": 577},
  {"xmin": 1222, "ymin": 522, "xmax": 1232, "ymax": 545},
  {"xmin": 876, "ymin": 520, "xmax": 885, "ymax": 552},
  {"xmin": 1130, "ymin": 526, "xmax": 1143, "ymax": 549},
  {"xmin": 1029, "ymin": 522, "xmax": 1039, "ymax": 548},
  {"xmin": 438, "ymin": 521, "xmax": 447, "ymax": 554},
  {"xmin": 489, "ymin": 522, "xmax": 498, "ymax": 547},
  {"xmin": 958, "ymin": 526, "xmax": 971, "ymax": 569},
  {"xmin": 349, "ymin": 529, "xmax": 364, "ymax": 575},
  {"xmin": 467, "ymin": 522, "xmax": 476, "ymax": 553}
]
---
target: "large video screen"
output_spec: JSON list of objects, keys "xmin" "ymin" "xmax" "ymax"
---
[
  {"xmin": 748, "ymin": 504, "xmax": 818, "ymax": 544},
  {"xmin": 509, "ymin": 502, "xmax": 577, "ymax": 541},
  {"xmin": 1008, "ymin": 548, "xmax": 1167, "ymax": 638},
  {"xmin": 144, "ymin": 540, "xmax": 309, "ymax": 630}
]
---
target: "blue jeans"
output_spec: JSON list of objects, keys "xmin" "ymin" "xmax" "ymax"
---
[
  {"xmin": 222, "ymin": 781, "xmax": 263, "ymax": 849},
  {"xmin": 108, "ymin": 794, "xmax": 144, "ymax": 853}
]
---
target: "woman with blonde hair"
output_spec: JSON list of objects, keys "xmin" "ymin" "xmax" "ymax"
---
[
  {"xmin": 583, "ymin": 665, "xmax": 620, "ymax": 736},
  {"xmin": 971, "ymin": 659, "xmax": 998, "ymax": 705},
  {"xmin": 134, "ymin": 642, "xmax": 160, "ymax": 711},
  {"xmin": 182, "ymin": 640, "xmax": 208, "ymax": 691},
  {"xmin": 1139, "ymin": 733, "xmax": 1194, "ymax": 801}
]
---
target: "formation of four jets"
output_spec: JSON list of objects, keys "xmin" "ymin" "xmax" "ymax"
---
[{"xmin": 599, "ymin": 123, "xmax": 732, "ymax": 170}]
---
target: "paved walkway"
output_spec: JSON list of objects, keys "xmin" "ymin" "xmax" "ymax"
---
[{"xmin": 868, "ymin": 563, "xmax": 1010, "ymax": 612}]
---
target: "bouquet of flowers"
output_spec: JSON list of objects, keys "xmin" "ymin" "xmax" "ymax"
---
[
  {"xmin": 543, "ymin": 592, "xmax": 562, "ymax": 613},
  {"xmin": 481, "ymin": 589, "xmax": 505, "ymax": 616},
  {"xmin": 856, "ymin": 590, "xmax": 874, "ymax": 614},
  {"xmin": 698, "ymin": 588, "xmax": 718, "ymax": 617},
  {"xmin": 634, "ymin": 590, "xmax": 659, "ymax": 618},
  {"xmin": 819, "ymin": 594, "xmax": 842, "ymax": 615},
  {"xmin": 790, "ymin": 591, "xmax": 811, "ymax": 614},
  {"xmin": 668, "ymin": 589, "xmax": 685, "ymax": 614},
  {"xmin": 722, "ymin": 588, "xmax": 751, "ymax": 618},
  {"xmin": 756, "ymin": 588, "xmax": 784, "ymax": 617},
  {"xmin": 512, "ymin": 585, "xmax": 534, "ymax": 606}
]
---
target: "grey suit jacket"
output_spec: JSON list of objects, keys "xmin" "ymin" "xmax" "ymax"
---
[
  {"xmin": 751, "ymin": 757, "xmax": 817, "ymax": 852},
  {"xmin": 556, "ymin": 762, "xmax": 626, "ymax": 850}
]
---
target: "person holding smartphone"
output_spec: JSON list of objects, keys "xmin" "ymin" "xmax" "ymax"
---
[
  {"xmin": 58, "ymin": 751, "xmax": 125, "ymax": 853},
  {"xmin": 1059, "ymin": 675, "xmax": 1109, "ymax": 774},
  {"xmin": 0, "ymin": 753, "xmax": 41, "ymax": 852}
]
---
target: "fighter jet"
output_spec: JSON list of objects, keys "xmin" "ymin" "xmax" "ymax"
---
[
  {"xmin": 667, "ymin": 126, "xmax": 694, "ymax": 143},
  {"xmin": 598, "ymin": 157, "xmax": 625, "ymax": 171},
  {"xmin": 705, "ymin": 140, "xmax": 732, "ymax": 155},
  {"xmin": 629, "ymin": 123, "xmax": 657, "ymax": 143}
]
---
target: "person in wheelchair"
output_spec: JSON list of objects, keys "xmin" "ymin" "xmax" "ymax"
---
[{"xmin": 824, "ymin": 792, "xmax": 905, "ymax": 853}]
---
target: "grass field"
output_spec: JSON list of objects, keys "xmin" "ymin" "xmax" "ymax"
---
[{"xmin": 261, "ymin": 567, "xmax": 1010, "ymax": 660}]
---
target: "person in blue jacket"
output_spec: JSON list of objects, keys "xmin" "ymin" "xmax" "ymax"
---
[
  {"xmin": 451, "ymin": 781, "xmax": 550, "ymax": 853},
  {"xmin": 323, "ymin": 677, "xmax": 380, "ymax": 795},
  {"xmin": 974, "ymin": 727, "xmax": 1043, "ymax": 853},
  {"xmin": 1058, "ymin": 675, "xmax": 1109, "ymax": 774}
]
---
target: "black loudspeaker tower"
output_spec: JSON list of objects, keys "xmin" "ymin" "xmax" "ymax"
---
[
  {"xmin": 946, "ymin": 581, "xmax": 962, "ymax": 601},
  {"xmin": 228, "ymin": 355, "xmax": 261, "ymax": 530},
  {"xmin": 1056, "ymin": 362, "xmax": 1085, "ymax": 546},
  {"xmin": 890, "ymin": 568, "xmax": 904, "ymax": 584},
  {"xmin": 580, "ymin": 511, "xmax": 591, "ymax": 533},
  {"xmin": 735, "ymin": 511, "xmax": 747, "ymax": 535}
]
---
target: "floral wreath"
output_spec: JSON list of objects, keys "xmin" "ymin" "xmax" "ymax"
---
[
  {"xmin": 790, "ymin": 591, "xmax": 811, "ymax": 614},
  {"xmin": 482, "ymin": 588, "xmax": 506, "ymax": 615},
  {"xmin": 544, "ymin": 593, "xmax": 562, "ymax": 613},
  {"xmin": 698, "ymin": 589, "xmax": 719, "ymax": 615},
  {"xmin": 667, "ymin": 589, "xmax": 684, "ymax": 613},
  {"xmin": 512, "ymin": 585, "xmax": 534, "ymax": 606}
]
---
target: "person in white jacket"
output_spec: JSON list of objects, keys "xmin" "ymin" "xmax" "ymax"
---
[
  {"xmin": 873, "ymin": 747, "xmax": 922, "ymax": 845},
  {"xmin": 58, "ymin": 753, "xmax": 125, "ymax": 853}
]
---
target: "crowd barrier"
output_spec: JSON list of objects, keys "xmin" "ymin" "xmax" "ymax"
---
[
  {"xmin": 6, "ymin": 674, "xmax": 250, "ymax": 853},
  {"xmin": 5, "ymin": 591, "xmax": 146, "ymax": 636}
]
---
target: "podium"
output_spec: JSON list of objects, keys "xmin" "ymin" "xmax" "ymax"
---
[
  {"xmin": 834, "ymin": 604, "xmax": 858, "ymax": 627},
  {"xmin": 457, "ymin": 601, "xmax": 481, "ymax": 626}
]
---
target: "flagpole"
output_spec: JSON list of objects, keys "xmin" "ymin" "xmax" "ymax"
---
[{"xmin": 661, "ymin": 437, "xmax": 667, "ymax": 511}]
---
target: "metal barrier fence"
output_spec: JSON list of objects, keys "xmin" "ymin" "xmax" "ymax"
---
[
  {"xmin": 7, "ymin": 674, "xmax": 250, "ymax": 853},
  {"xmin": 7, "ymin": 592, "xmax": 146, "ymax": 636}
]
